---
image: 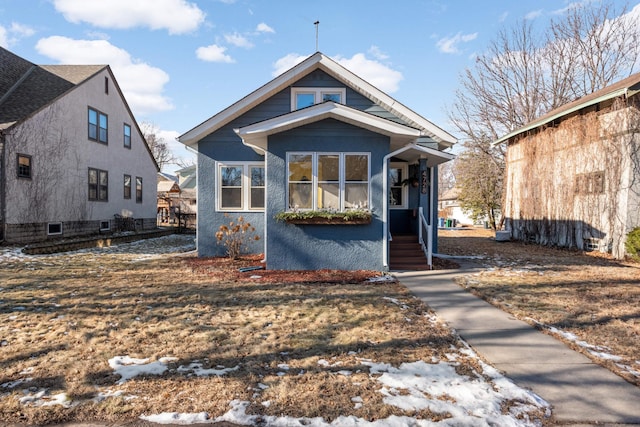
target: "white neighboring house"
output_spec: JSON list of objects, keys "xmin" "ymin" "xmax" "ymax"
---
[
  {"xmin": 438, "ymin": 188, "xmax": 476, "ymax": 227},
  {"xmin": 0, "ymin": 47, "xmax": 159, "ymax": 243}
]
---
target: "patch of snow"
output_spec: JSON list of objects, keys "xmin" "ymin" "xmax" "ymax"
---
[
  {"xmin": 367, "ymin": 275, "xmax": 396, "ymax": 283},
  {"xmin": 382, "ymin": 297, "xmax": 409, "ymax": 310},
  {"xmin": 108, "ymin": 356, "xmax": 177, "ymax": 385},
  {"xmin": 20, "ymin": 390, "xmax": 72, "ymax": 408},
  {"xmin": 140, "ymin": 411, "xmax": 211, "ymax": 425},
  {"xmin": 176, "ymin": 362, "xmax": 240, "ymax": 377}
]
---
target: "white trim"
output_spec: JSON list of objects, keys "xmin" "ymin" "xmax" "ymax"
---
[
  {"xmin": 236, "ymin": 102, "xmax": 421, "ymax": 152},
  {"xmin": 286, "ymin": 151, "xmax": 371, "ymax": 211},
  {"xmin": 389, "ymin": 162, "xmax": 409, "ymax": 209},
  {"xmin": 216, "ymin": 161, "xmax": 265, "ymax": 212},
  {"xmin": 291, "ymin": 87, "xmax": 346, "ymax": 110},
  {"xmin": 179, "ymin": 52, "xmax": 456, "ymax": 147}
]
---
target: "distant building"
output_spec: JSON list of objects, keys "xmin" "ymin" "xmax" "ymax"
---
[
  {"xmin": 0, "ymin": 47, "xmax": 159, "ymax": 243},
  {"xmin": 438, "ymin": 188, "xmax": 475, "ymax": 227}
]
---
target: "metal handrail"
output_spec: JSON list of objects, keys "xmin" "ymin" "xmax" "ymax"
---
[{"xmin": 418, "ymin": 207, "xmax": 433, "ymax": 270}]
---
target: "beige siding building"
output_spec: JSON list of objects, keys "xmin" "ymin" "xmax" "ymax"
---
[{"xmin": 0, "ymin": 47, "xmax": 159, "ymax": 243}]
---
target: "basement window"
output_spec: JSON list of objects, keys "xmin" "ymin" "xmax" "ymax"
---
[{"xmin": 48, "ymin": 222, "xmax": 63, "ymax": 236}]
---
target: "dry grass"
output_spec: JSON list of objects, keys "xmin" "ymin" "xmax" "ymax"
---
[
  {"xmin": 0, "ymin": 242, "xmax": 484, "ymax": 425},
  {"xmin": 438, "ymin": 227, "xmax": 640, "ymax": 387}
]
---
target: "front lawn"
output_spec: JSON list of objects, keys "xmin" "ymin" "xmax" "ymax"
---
[{"xmin": 0, "ymin": 235, "xmax": 547, "ymax": 426}]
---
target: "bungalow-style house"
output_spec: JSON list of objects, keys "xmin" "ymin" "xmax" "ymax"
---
[
  {"xmin": 0, "ymin": 47, "xmax": 159, "ymax": 243},
  {"xmin": 179, "ymin": 52, "xmax": 456, "ymax": 270},
  {"xmin": 156, "ymin": 166, "xmax": 197, "ymax": 228},
  {"xmin": 494, "ymin": 72, "xmax": 640, "ymax": 259}
]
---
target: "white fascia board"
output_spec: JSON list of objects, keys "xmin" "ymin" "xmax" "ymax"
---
[
  {"xmin": 316, "ymin": 57, "xmax": 457, "ymax": 145},
  {"xmin": 235, "ymin": 102, "xmax": 421, "ymax": 151},
  {"xmin": 178, "ymin": 53, "xmax": 323, "ymax": 147}
]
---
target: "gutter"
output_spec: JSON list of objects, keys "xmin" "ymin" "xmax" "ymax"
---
[{"xmin": 0, "ymin": 130, "xmax": 5, "ymax": 242}]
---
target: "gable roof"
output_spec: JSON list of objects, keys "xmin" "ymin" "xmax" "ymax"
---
[
  {"xmin": 0, "ymin": 47, "xmax": 105, "ymax": 130},
  {"xmin": 179, "ymin": 52, "xmax": 456, "ymax": 148},
  {"xmin": 236, "ymin": 101, "xmax": 421, "ymax": 151},
  {"xmin": 494, "ymin": 71, "xmax": 640, "ymax": 145}
]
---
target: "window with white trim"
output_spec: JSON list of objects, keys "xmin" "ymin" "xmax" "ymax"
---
[
  {"xmin": 287, "ymin": 152, "xmax": 370, "ymax": 211},
  {"xmin": 291, "ymin": 87, "xmax": 346, "ymax": 110},
  {"xmin": 389, "ymin": 163, "xmax": 408, "ymax": 209},
  {"xmin": 218, "ymin": 162, "xmax": 265, "ymax": 211}
]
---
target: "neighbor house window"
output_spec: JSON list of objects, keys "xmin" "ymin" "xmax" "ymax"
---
[
  {"xmin": 291, "ymin": 87, "xmax": 346, "ymax": 110},
  {"xmin": 104, "ymin": 76, "xmax": 109, "ymax": 94},
  {"xmin": 123, "ymin": 123, "xmax": 131, "ymax": 149},
  {"xmin": 389, "ymin": 163, "xmax": 408, "ymax": 209},
  {"xmin": 575, "ymin": 171, "xmax": 605, "ymax": 195},
  {"xmin": 48, "ymin": 222, "xmax": 63, "ymax": 235},
  {"xmin": 17, "ymin": 154, "xmax": 32, "ymax": 179},
  {"xmin": 124, "ymin": 174, "xmax": 131, "ymax": 199},
  {"xmin": 218, "ymin": 163, "xmax": 265, "ymax": 211},
  {"xmin": 88, "ymin": 168, "xmax": 108, "ymax": 201},
  {"xmin": 287, "ymin": 152, "xmax": 370, "ymax": 211},
  {"xmin": 88, "ymin": 107, "xmax": 108, "ymax": 144},
  {"xmin": 136, "ymin": 177, "xmax": 143, "ymax": 203}
]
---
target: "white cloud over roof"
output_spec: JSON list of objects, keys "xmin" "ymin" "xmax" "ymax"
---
[
  {"xmin": 52, "ymin": 0, "xmax": 205, "ymax": 35},
  {"xmin": 35, "ymin": 36, "xmax": 173, "ymax": 115},
  {"xmin": 256, "ymin": 23, "xmax": 275, "ymax": 33},
  {"xmin": 272, "ymin": 52, "xmax": 404, "ymax": 94}
]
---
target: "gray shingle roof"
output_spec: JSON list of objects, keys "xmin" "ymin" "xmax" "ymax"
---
[{"xmin": 0, "ymin": 47, "xmax": 106, "ymax": 130}]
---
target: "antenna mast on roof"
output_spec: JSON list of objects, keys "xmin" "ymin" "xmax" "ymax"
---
[{"xmin": 314, "ymin": 21, "xmax": 319, "ymax": 52}]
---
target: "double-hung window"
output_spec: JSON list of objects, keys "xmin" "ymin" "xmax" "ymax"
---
[
  {"xmin": 123, "ymin": 123, "xmax": 131, "ymax": 149},
  {"xmin": 389, "ymin": 163, "xmax": 408, "ymax": 209},
  {"xmin": 88, "ymin": 168, "xmax": 108, "ymax": 201},
  {"xmin": 88, "ymin": 107, "xmax": 108, "ymax": 144},
  {"xmin": 124, "ymin": 174, "xmax": 132, "ymax": 199},
  {"xmin": 218, "ymin": 163, "xmax": 265, "ymax": 211},
  {"xmin": 17, "ymin": 154, "xmax": 32, "ymax": 179},
  {"xmin": 287, "ymin": 152, "xmax": 370, "ymax": 211},
  {"xmin": 136, "ymin": 177, "xmax": 143, "ymax": 203},
  {"xmin": 291, "ymin": 87, "xmax": 346, "ymax": 110}
]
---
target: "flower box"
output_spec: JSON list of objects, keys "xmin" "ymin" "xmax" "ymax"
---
[{"xmin": 274, "ymin": 210, "xmax": 372, "ymax": 225}]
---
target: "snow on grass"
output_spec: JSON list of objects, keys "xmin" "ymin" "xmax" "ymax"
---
[
  {"xmin": 139, "ymin": 349, "xmax": 548, "ymax": 426},
  {"xmin": 176, "ymin": 362, "xmax": 240, "ymax": 377},
  {"xmin": 108, "ymin": 356, "xmax": 178, "ymax": 385},
  {"xmin": 19, "ymin": 390, "xmax": 72, "ymax": 408}
]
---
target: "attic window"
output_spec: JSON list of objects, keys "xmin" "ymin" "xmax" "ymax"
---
[
  {"xmin": 291, "ymin": 87, "xmax": 346, "ymax": 110},
  {"xmin": 105, "ymin": 77, "xmax": 109, "ymax": 94}
]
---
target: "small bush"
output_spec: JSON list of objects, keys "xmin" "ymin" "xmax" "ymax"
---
[
  {"xmin": 215, "ymin": 214, "xmax": 260, "ymax": 259},
  {"xmin": 625, "ymin": 227, "xmax": 640, "ymax": 261}
]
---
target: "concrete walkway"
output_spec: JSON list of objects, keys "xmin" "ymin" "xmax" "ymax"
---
[{"xmin": 396, "ymin": 263, "xmax": 640, "ymax": 426}]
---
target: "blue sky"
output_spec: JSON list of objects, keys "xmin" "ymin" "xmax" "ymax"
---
[{"xmin": 1, "ymin": 0, "xmax": 638, "ymax": 172}]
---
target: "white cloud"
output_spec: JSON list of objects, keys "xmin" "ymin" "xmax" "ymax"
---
[
  {"xmin": 333, "ymin": 53, "xmax": 403, "ymax": 93},
  {"xmin": 256, "ymin": 22, "xmax": 275, "ymax": 33},
  {"xmin": 524, "ymin": 9, "xmax": 544, "ymax": 20},
  {"xmin": 196, "ymin": 44, "xmax": 235, "ymax": 63},
  {"xmin": 0, "ymin": 22, "xmax": 36, "ymax": 47},
  {"xmin": 272, "ymin": 53, "xmax": 309, "ymax": 76},
  {"xmin": 368, "ymin": 45, "xmax": 389, "ymax": 61},
  {"xmin": 0, "ymin": 26, "xmax": 7, "ymax": 48},
  {"xmin": 224, "ymin": 32, "xmax": 254, "ymax": 49},
  {"xmin": 436, "ymin": 32, "xmax": 478, "ymax": 54},
  {"xmin": 498, "ymin": 11, "xmax": 509, "ymax": 22},
  {"xmin": 272, "ymin": 52, "xmax": 404, "ymax": 94},
  {"xmin": 52, "ymin": 0, "xmax": 205, "ymax": 35},
  {"xmin": 35, "ymin": 36, "xmax": 173, "ymax": 115}
]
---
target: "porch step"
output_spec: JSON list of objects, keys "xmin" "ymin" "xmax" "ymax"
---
[{"xmin": 389, "ymin": 235, "xmax": 430, "ymax": 271}]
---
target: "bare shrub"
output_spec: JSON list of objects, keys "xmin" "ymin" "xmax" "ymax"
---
[{"xmin": 215, "ymin": 214, "xmax": 260, "ymax": 259}]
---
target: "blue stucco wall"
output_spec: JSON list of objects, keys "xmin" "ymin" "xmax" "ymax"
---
[{"xmin": 265, "ymin": 118, "xmax": 388, "ymax": 271}]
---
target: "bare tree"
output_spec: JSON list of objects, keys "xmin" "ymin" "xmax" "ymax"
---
[
  {"xmin": 140, "ymin": 122, "xmax": 176, "ymax": 172},
  {"xmin": 448, "ymin": 1, "xmax": 640, "ymax": 226}
]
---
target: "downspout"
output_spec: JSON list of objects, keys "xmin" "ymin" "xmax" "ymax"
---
[
  {"xmin": 238, "ymin": 139, "xmax": 268, "ymax": 264},
  {"xmin": 383, "ymin": 143, "xmax": 421, "ymax": 268}
]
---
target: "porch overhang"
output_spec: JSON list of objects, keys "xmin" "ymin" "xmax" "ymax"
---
[{"xmin": 234, "ymin": 102, "xmax": 422, "ymax": 151}]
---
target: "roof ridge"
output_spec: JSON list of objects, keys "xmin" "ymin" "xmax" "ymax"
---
[{"xmin": 0, "ymin": 65, "xmax": 37, "ymax": 108}]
